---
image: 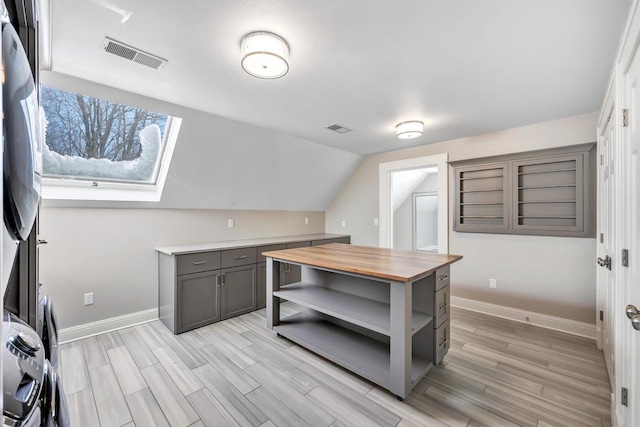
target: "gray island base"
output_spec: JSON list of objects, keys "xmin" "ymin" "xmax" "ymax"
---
[{"xmin": 264, "ymin": 244, "xmax": 462, "ymax": 400}]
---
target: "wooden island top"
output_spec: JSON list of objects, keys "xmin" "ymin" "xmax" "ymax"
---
[{"xmin": 262, "ymin": 243, "xmax": 462, "ymax": 282}]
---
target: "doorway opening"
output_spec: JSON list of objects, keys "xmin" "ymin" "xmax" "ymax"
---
[{"xmin": 379, "ymin": 154, "xmax": 448, "ymax": 253}]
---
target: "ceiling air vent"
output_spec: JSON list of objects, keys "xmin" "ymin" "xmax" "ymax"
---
[
  {"xmin": 326, "ymin": 124, "xmax": 352, "ymax": 134},
  {"xmin": 102, "ymin": 37, "xmax": 167, "ymax": 71}
]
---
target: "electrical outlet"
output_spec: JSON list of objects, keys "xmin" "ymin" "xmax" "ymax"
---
[
  {"xmin": 374, "ymin": 218, "xmax": 379, "ymax": 226},
  {"xmin": 341, "ymin": 220, "xmax": 346, "ymax": 228},
  {"xmin": 305, "ymin": 217, "xmax": 309, "ymax": 225},
  {"xmin": 84, "ymin": 292, "xmax": 94, "ymax": 306},
  {"xmin": 489, "ymin": 279, "xmax": 497, "ymax": 289},
  {"xmin": 228, "ymin": 219, "xmax": 234, "ymax": 228}
]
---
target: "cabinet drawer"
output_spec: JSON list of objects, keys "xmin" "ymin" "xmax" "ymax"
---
[
  {"xmin": 434, "ymin": 319, "xmax": 450, "ymax": 365},
  {"xmin": 434, "ymin": 285, "xmax": 450, "ymax": 327},
  {"xmin": 311, "ymin": 237, "xmax": 350, "ymax": 246},
  {"xmin": 435, "ymin": 265, "xmax": 450, "ymax": 291},
  {"xmin": 286, "ymin": 241, "xmax": 311, "ymax": 249},
  {"xmin": 258, "ymin": 244, "xmax": 286, "ymax": 262},
  {"xmin": 176, "ymin": 252, "xmax": 221, "ymax": 275},
  {"xmin": 222, "ymin": 247, "xmax": 257, "ymax": 268}
]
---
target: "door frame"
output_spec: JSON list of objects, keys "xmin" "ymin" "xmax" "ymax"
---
[
  {"xmin": 600, "ymin": 2, "xmax": 640, "ymax": 425},
  {"xmin": 378, "ymin": 153, "xmax": 448, "ymax": 252}
]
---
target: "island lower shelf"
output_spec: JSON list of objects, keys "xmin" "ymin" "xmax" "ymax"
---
[
  {"xmin": 273, "ymin": 282, "xmax": 433, "ymax": 336},
  {"xmin": 274, "ymin": 311, "xmax": 432, "ymax": 389}
]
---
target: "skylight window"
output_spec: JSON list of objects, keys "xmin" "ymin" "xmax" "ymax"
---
[{"xmin": 40, "ymin": 85, "xmax": 181, "ymax": 201}]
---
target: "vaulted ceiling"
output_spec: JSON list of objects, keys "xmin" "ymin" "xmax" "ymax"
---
[{"xmin": 47, "ymin": 0, "xmax": 630, "ymax": 156}]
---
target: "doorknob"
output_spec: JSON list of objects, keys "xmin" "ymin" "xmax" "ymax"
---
[
  {"xmin": 597, "ymin": 256, "xmax": 611, "ymax": 270},
  {"xmin": 626, "ymin": 305, "xmax": 640, "ymax": 331}
]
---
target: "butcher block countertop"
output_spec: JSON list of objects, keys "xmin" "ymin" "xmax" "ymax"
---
[{"xmin": 262, "ymin": 243, "xmax": 462, "ymax": 282}]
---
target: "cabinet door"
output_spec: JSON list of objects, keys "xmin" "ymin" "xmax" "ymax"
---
[
  {"xmin": 257, "ymin": 262, "xmax": 266, "ymax": 309},
  {"xmin": 454, "ymin": 163, "xmax": 510, "ymax": 233},
  {"xmin": 177, "ymin": 270, "xmax": 220, "ymax": 333},
  {"xmin": 283, "ymin": 241, "xmax": 310, "ymax": 284},
  {"xmin": 221, "ymin": 264, "xmax": 257, "ymax": 320},
  {"xmin": 512, "ymin": 154, "xmax": 586, "ymax": 235}
]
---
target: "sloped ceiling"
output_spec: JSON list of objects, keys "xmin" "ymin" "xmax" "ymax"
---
[
  {"xmin": 40, "ymin": 71, "xmax": 362, "ymax": 211},
  {"xmin": 391, "ymin": 169, "xmax": 436, "ymax": 211},
  {"xmin": 46, "ymin": 0, "xmax": 630, "ymax": 156}
]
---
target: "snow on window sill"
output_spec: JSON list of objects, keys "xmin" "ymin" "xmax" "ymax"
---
[{"xmin": 41, "ymin": 117, "xmax": 182, "ymax": 202}]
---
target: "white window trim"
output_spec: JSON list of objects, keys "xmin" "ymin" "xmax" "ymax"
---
[{"xmin": 41, "ymin": 117, "xmax": 182, "ymax": 202}]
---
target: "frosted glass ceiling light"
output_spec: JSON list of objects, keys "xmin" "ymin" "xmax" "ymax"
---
[
  {"xmin": 241, "ymin": 31, "xmax": 289, "ymax": 79},
  {"xmin": 396, "ymin": 121, "xmax": 424, "ymax": 139}
]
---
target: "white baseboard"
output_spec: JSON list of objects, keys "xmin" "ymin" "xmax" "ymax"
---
[
  {"xmin": 451, "ymin": 296, "xmax": 597, "ymax": 340},
  {"xmin": 59, "ymin": 308, "xmax": 158, "ymax": 344}
]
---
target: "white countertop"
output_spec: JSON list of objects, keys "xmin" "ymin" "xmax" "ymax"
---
[{"xmin": 155, "ymin": 233, "xmax": 350, "ymax": 255}]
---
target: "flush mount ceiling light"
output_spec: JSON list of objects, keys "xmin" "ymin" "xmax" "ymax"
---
[
  {"xmin": 240, "ymin": 31, "xmax": 289, "ymax": 79},
  {"xmin": 395, "ymin": 121, "xmax": 424, "ymax": 139}
]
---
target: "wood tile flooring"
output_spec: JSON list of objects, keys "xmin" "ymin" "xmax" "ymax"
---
[{"xmin": 61, "ymin": 306, "xmax": 611, "ymax": 427}]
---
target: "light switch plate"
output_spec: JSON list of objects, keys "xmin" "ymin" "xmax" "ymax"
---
[{"xmin": 228, "ymin": 219, "xmax": 234, "ymax": 228}]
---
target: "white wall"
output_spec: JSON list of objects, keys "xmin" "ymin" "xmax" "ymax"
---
[
  {"xmin": 326, "ymin": 112, "xmax": 598, "ymax": 324},
  {"xmin": 40, "ymin": 208, "xmax": 325, "ymax": 329}
]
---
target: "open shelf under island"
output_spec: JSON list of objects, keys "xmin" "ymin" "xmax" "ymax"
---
[{"xmin": 263, "ymin": 243, "xmax": 462, "ymax": 400}]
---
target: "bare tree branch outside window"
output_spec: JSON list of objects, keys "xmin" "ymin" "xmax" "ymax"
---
[{"xmin": 41, "ymin": 86, "xmax": 168, "ymax": 162}]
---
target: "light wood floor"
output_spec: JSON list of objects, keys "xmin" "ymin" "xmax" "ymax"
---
[{"xmin": 60, "ymin": 306, "xmax": 611, "ymax": 427}]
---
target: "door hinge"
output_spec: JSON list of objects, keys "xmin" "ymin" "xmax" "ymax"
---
[
  {"xmin": 622, "ymin": 387, "xmax": 628, "ymax": 407},
  {"xmin": 600, "ymin": 233, "xmax": 604, "ymax": 244},
  {"xmin": 600, "ymin": 310, "xmax": 604, "ymax": 321},
  {"xmin": 623, "ymin": 109, "xmax": 629, "ymax": 127},
  {"xmin": 622, "ymin": 249, "xmax": 629, "ymax": 267}
]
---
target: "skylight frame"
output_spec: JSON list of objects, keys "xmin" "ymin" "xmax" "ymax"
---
[{"xmin": 41, "ymin": 112, "xmax": 182, "ymax": 202}]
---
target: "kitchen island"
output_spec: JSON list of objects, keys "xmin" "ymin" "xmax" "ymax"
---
[{"xmin": 263, "ymin": 243, "xmax": 462, "ymax": 399}]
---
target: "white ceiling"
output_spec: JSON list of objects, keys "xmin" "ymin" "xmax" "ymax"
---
[{"xmin": 48, "ymin": 0, "xmax": 630, "ymax": 155}]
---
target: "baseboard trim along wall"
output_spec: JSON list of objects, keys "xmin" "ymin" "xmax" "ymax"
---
[
  {"xmin": 59, "ymin": 308, "xmax": 158, "ymax": 344},
  {"xmin": 451, "ymin": 296, "xmax": 597, "ymax": 340}
]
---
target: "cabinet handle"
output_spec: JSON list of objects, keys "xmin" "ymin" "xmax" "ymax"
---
[
  {"xmin": 438, "ymin": 275, "xmax": 449, "ymax": 281},
  {"xmin": 439, "ymin": 338, "xmax": 448, "ymax": 347},
  {"xmin": 234, "ymin": 255, "xmax": 247, "ymax": 260},
  {"xmin": 216, "ymin": 274, "xmax": 220, "ymax": 287},
  {"xmin": 221, "ymin": 273, "xmax": 226, "ymax": 286},
  {"xmin": 192, "ymin": 260, "xmax": 207, "ymax": 265},
  {"xmin": 437, "ymin": 303, "xmax": 448, "ymax": 310}
]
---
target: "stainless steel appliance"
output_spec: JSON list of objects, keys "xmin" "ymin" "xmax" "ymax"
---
[
  {"xmin": 36, "ymin": 283, "xmax": 58, "ymax": 370},
  {"xmin": 2, "ymin": 310, "xmax": 45, "ymax": 426},
  {"xmin": 2, "ymin": 310, "xmax": 69, "ymax": 427}
]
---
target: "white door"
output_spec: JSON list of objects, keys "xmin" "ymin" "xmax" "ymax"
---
[
  {"xmin": 622, "ymin": 45, "xmax": 640, "ymax": 426},
  {"xmin": 599, "ymin": 112, "xmax": 616, "ymax": 385}
]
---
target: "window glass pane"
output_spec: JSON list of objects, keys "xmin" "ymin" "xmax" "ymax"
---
[{"xmin": 41, "ymin": 85, "xmax": 170, "ymax": 184}]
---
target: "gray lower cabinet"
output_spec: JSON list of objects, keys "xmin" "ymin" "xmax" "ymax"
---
[
  {"xmin": 158, "ymin": 234, "xmax": 350, "ymax": 334},
  {"xmin": 311, "ymin": 237, "xmax": 351, "ymax": 246},
  {"xmin": 220, "ymin": 264, "xmax": 257, "ymax": 319},
  {"xmin": 283, "ymin": 241, "xmax": 311, "ymax": 285},
  {"xmin": 177, "ymin": 270, "xmax": 220, "ymax": 332},
  {"xmin": 257, "ymin": 262, "xmax": 267, "ymax": 309}
]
